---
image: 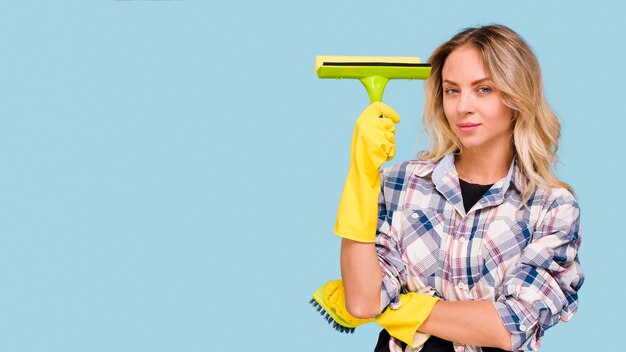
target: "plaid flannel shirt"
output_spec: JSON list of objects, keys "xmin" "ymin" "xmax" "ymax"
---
[{"xmin": 376, "ymin": 153, "xmax": 583, "ymax": 352}]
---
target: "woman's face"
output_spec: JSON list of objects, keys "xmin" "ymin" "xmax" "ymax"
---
[{"xmin": 441, "ymin": 45, "xmax": 514, "ymax": 152}]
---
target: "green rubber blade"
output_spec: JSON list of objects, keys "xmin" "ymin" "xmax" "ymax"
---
[{"xmin": 317, "ymin": 65, "xmax": 431, "ymax": 80}]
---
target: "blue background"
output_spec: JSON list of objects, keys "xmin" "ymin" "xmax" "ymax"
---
[{"xmin": 0, "ymin": 1, "xmax": 622, "ymax": 351}]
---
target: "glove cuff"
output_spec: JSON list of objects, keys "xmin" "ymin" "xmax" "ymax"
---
[
  {"xmin": 334, "ymin": 169, "xmax": 380, "ymax": 243},
  {"xmin": 376, "ymin": 292, "xmax": 440, "ymax": 348}
]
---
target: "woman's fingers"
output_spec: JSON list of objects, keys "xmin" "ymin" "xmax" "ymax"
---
[{"xmin": 372, "ymin": 102, "xmax": 400, "ymax": 124}]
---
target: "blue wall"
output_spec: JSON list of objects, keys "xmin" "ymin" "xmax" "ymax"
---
[{"xmin": 0, "ymin": 1, "xmax": 621, "ymax": 351}]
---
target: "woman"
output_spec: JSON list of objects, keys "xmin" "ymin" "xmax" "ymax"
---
[{"xmin": 332, "ymin": 24, "xmax": 583, "ymax": 352}]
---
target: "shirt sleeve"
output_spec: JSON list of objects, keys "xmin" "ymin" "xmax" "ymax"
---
[
  {"xmin": 375, "ymin": 169, "xmax": 408, "ymax": 312},
  {"xmin": 493, "ymin": 193, "xmax": 584, "ymax": 351}
]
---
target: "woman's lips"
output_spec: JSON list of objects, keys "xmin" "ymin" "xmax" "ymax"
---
[{"xmin": 457, "ymin": 122, "xmax": 481, "ymax": 132}]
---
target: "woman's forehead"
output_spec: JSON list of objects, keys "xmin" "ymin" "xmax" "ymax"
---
[{"xmin": 442, "ymin": 46, "xmax": 490, "ymax": 84}]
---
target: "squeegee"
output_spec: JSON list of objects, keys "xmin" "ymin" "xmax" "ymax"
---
[{"xmin": 315, "ymin": 56, "xmax": 431, "ymax": 103}]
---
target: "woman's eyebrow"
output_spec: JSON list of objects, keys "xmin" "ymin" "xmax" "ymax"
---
[{"xmin": 443, "ymin": 77, "xmax": 492, "ymax": 86}]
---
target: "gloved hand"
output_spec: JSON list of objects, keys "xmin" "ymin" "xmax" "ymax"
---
[
  {"xmin": 311, "ymin": 280, "xmax": 374, "ymax": 332},
  {"xmin": 311, "ymin": 280, "xmax": 439, "ymax": 348},
  {"xmin": 376, "ymin": 290, "xmax": 440, "ymax": 348},
  {"xmin": 334, "ymin": 102, "xmax": 400, "ymax": 243}
]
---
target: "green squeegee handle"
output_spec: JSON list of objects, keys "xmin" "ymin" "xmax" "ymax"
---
[{"xmin": 360, "ymin": 76, "xmax": 389, "ymax": 103}]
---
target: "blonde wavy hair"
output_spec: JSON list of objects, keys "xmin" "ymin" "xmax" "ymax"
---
[{"xmin": 419, "ymin": 24, "xmax": 572, "ymax": 204}]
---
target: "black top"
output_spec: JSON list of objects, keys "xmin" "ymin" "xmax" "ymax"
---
[
  {"xmin": 375, "ymin": 329, "xmax": 509, "ymax": 352},
  {"xmin": 459, "ymin": 179, "xmax": 494, "ymax": 213},
  {"xmin": 374, "ymin": 179, "xmax": 505, "ymax": 352}
]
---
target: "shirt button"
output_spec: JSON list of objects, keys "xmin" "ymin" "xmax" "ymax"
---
[
  {"xmin": 458, "ymin": 282, "xmax": 465, "ymax": 289},
  {"xmin": 520, "ymin": 324, "xmax": 527, "ymax": 332},
  {"xmin": 411, "ymin": 213, "xmax": 418, "ymax": 219},
  {"xmin": 459, "ymin": 237, "xmax": 466, "ymax": 243}
]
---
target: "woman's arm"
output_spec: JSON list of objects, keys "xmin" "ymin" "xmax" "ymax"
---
[
  {"xmin": 335, "ymin": 103, "xmax": 400, "ymax": 318},
  {"xmin": 340, "ymin": 238, "xmax": 382, "ymax": 318},
  {"xmin": 420, "ymin": 300, "xmax": 512, "ymax": 350}
]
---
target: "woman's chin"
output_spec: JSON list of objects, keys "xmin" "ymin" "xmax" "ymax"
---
[{"xmin": 458, "ymin": 139, "xmax": 484, "ymax": 150}]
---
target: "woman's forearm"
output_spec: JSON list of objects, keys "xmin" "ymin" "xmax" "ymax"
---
[
  {"xmin": 340, "ymin": 238, "xmax": 382, "ymax": 318},
  {"xmin": 419, "ymin": 300, "xmax": 513, "ymax": 350}
]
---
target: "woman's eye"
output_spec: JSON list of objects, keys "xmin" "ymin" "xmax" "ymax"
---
[
  {"xmin": 444, "ymin": 88, "xmax": 458, "ymax": 95},
  {"xmin": 478, "ymin": 86, "xmax": 492, "ymax": 94}
]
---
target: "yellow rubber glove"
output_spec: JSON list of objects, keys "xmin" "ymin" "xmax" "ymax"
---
[
  {"xmin": 311, "ymin": 280, "xmax": 439, "ymax": 348},
  {"xmin": 376, "ymin": 291, "xmax": 440, "ymax": 348},
  {"xmin": 311, "ymin": 280, "xmax": 374, "ymax": 332},
  {"xmin": 334, "ymin": 102, "xmax": 400, "ymax": 243}
]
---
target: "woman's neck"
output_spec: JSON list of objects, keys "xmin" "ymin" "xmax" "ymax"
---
[{"xmin": 454, "ymin": 146, "xmax": 514, "ymax": 185}]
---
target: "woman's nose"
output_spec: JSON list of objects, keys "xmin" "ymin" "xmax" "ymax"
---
[{"xmin": 457, "ymin": 92, "xmax": 475, "ymax": 115}]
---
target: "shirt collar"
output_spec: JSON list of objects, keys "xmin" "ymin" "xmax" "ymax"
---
[{"xmin": 414, "ymin": 153, "xmax": 526, "ymax": 216}]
